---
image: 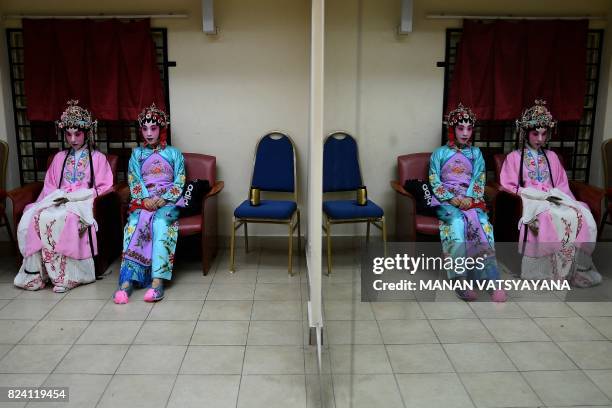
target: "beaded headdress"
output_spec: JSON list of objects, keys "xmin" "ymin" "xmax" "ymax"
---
[
  {"xmin": 445, "ymin": 103, "xmax": 476, "ymax": 147},
  {"xmin": 137, "ymin": 103, "xmax": 169, "ymax": 148},
  {"xmin": 446, "ymin": 103, "xmax": 476, "ymax": 127},
  {"xmin": 516, "ymin": 99, "xmax": 556, "ymax": 143},
  {"xmin": 137, "ymin": 103, "xmax": 169, "ymax": 128},
  {"xmin": 55, "ymin": 100, "xmax": 97, "ymax": 150},
  {"xmin": 56, "ymin": 100, "xmax": 97, "ymax": 131}
]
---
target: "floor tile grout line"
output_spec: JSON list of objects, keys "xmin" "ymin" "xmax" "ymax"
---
[
  {"xmin": 322, "ymin": 247, "xmax": 362, "ymax": 408},
  {"xmin": 582, "ymin": 316, "xmax": 612, "ymax": 341},
  {"xmin": 94, "ymin": 295, "xmax": 155, "ymax": 408},
  {"xmin": 163, "ymin": 301, "xmax": 204, "ymax": 408},
  {"xmin": 334, "ymin": 267, "xmax": 381, "ymax": 406},
  {"xmin": 30, "ymin": 339, "xmax": 77, "ymax": 408},
  {"xmin": 0, "ymin": 297, "xmax": 76, "ymax": 383},
  {"xmin": 418, "ymin": 307, "xmax": 480, "ymax": 408},
  {"xmin": 530, "ymin": 315, "xmax": 608, "ymax": 342},
  {"xmin": 579, "ymin": 368, "xmax": 612, "ymax": 406},
  {"xmin": 468, "ymin": 300, "xmax": 548, "ymax": 407},
  {"xmin": 375, "ymin": 316, "xmax": 409, "ymax": 408},
  {"xmin": 93, "ymin": 255, "xmax": 220, "ymax": 408},
  {"xmin": 549, "ymin": 335, "xmax": 612, "ymax": 403},
  {"xmin": 232, "ymin": 248, "xmax": 257, "ymax": 408},
  {"xmin": 298, "ymin": 252, "xmax": 313, "ymax": 408},
  {"xmin": 14, "ymin": 246, "xmax": 612, "ymax": 407}
]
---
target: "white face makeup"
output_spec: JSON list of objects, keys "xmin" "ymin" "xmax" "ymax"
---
[
  {"xmin": 141, "ymin": 121, "xmax": 160, "ymax": 146},
  {"xmin": 527, "ymin": 127, "xmax": 547, "ymax": 150},
  {"xmin": 454, "ymin": 119, "xmax": 473, "ymax": 146},
  {"xmin": 65, "ymin": 128, "xmax": 86, "ymax": 150}
]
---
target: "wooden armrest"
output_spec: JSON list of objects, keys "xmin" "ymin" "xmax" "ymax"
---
[
  {"xmin": 570, "ymin": 181, "xmax": 604, "ymax": 201},
  {"xmin": 570, "ymin": 181, "xmax": 605, "ymax": 223},
  {"xmin": 205, "ymin": 181, "xmax": 224, "ymax": 199},
  {"xmin": 390, "ymin": 180, "xmax": 416, "ymax": 200},
  {"xmin": 197, "ymin": 181, "xmax": 224, "ymax": 210},
  {"xmin": 7, "ymin": 182, "xmax": 44, "ymax": 220}
]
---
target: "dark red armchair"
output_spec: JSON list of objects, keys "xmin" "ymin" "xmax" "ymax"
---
[
  {"xmin": 391, "ymin": 152, "xmax": 508, "ymax": 241},
  {"xmin": 117, "ymin": 153, "xmax": 223, "ymax": 275},
  {"xmin": 390, "ymin": 153, "xmax": 439, "ymax": 241},
  {"xmin": 7, "ymin": 153, "xmax": 123, "ymax": 277},
  {"xmin": 179, "ymin": 153, "xmax": 223, "ymax": 275},
  {"xmin": 491, "ymin": 153, "xmax": 605, "ymax": 242}
]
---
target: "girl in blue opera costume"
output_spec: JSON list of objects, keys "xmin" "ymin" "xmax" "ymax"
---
[
  {"xmin": 113, "ymin": 104, "xmax": 186, "ymax": 304},
  {"xmin": 429, "ymin": 103, "xmax": 506, "ymax": 302}
]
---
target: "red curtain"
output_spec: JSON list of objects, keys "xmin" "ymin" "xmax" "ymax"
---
[
  {"xmin": 23, "ymin": 19, "xmax": 165, "ymax": 121},
  {"xmin": 447, "ymin": 20, "xmax": 588, "ymax": 121}
]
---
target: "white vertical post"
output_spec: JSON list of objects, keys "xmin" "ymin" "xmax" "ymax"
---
[{"xmin": 307, "ymin": 0, "xmax": 324, "ymax": 351}]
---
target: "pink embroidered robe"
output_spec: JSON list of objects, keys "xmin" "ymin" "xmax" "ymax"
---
[
  {"xmin": 499, "ymin": 149, "xmax": 596, "ymax": 260},
  {"xmin": 22, "ymin": 149, "xmax": 113, "ymax": 259}
]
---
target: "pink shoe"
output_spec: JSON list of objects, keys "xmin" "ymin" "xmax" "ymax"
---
[
  {"xmin": 143, "ymin": 287, "xmax": 164, "ymax": 302},
  {"xmin": 113, "ymin": 290, "xmax": 130, "ymax": 304},
  {"xmin": 491, "ymin": 289, "xmax": 507, "ymax": 303}
]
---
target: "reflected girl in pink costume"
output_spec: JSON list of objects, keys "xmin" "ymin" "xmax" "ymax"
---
[
  {"xmin": 500, "ymin": 100, "xmax": 601, "ymax": 287},
  {"xmin": 14, "ymin": 100, "xmax": 113, "ymax": 293}
]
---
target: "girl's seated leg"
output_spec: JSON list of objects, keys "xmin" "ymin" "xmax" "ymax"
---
[{"xmin": 142, "ymin": 207, "xmax": 178, "ymax": 303}]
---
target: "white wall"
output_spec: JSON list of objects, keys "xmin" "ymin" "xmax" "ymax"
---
[{"xmin": 1, "ymin": 0, "xmax": 611, "ymax": 241}]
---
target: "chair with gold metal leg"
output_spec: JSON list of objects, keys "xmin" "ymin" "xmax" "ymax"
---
[
  {"xmin": 230, "ymin": 132, "xmax": 301, "ymax": 275},
  {"xmin": 322, "ymin": 132, "xmax": 386, "ymax": 274}
]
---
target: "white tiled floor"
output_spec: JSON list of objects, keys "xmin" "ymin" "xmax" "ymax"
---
[{"xmin": 0, "ymin": 241, "xmax": 610, "ymax": 407}]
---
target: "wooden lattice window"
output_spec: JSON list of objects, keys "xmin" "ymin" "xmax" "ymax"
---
[
  {"xmin": 442, "ymin": 28, "xmax": 604, "ymax": 182},
  {"xmin": 6, "ymin": 27, "xmax": 171, "ymax": 184}
]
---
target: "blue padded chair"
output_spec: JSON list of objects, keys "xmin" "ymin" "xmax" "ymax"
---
[
  {"xmin": 230, "ymin": 132, "xmax": 301, "ymax": 275},
  {"xmin": 323, "ymin": 132, "xmax": 386, "ymax": 274}
]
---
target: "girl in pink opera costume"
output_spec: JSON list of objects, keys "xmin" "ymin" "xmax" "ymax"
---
[
  {"xmin": 499, "ymin": 100, "xmax": 601, "ymax": 287},
  {"xmin": 14, "ymin": 100, "xmax": 114, "ymax": 293}
]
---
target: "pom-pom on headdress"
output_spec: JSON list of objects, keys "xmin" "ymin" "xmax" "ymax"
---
[
  {"xmin": 445, "ymin": 103, "xmax": 476, "ymax": 147},
  {"xmin": 516, "ymin": 99, "xmax": 556, "ymax": 143},
  {"xmin": 137, "ymin": 103, "xmax": 169, "ymax": 128}
]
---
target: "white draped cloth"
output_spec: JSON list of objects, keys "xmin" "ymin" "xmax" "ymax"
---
[
  {"xmin": 518, "ymin": 187, "xmax": 600, "ymax": 286},
  {"xmin": 14, "ymin": 189, "xmax": 98, "ymax": 291}
]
